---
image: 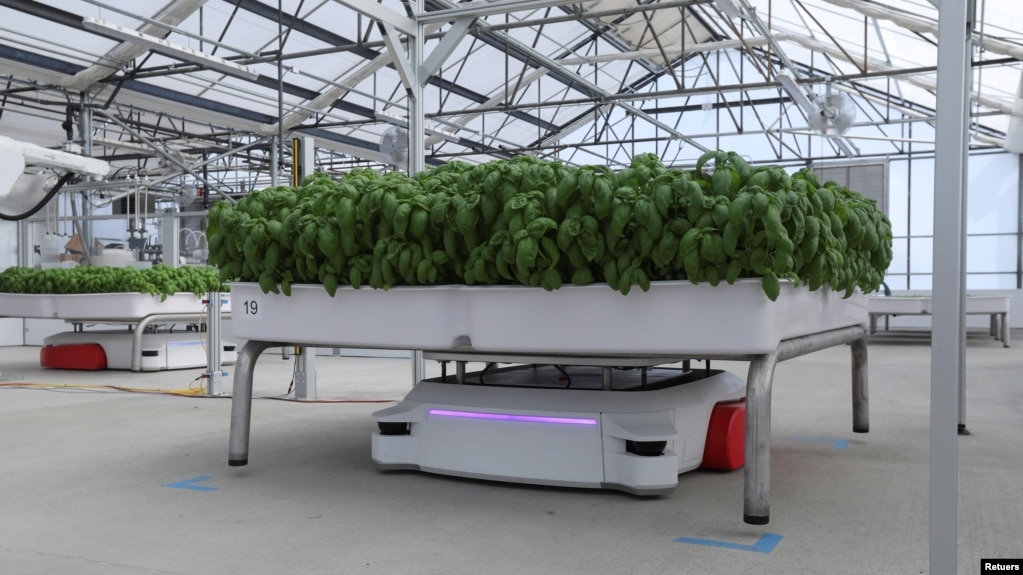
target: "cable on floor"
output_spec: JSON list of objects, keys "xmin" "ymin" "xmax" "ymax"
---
[
  {"xmin": 0, "ymin": 381, "xmax": 398, "ymax": 403},
  {"xmin": 262, "ymin": 397, "xmax": 397, "ymax": 403},
  {"xmin": 0, "ymin": 381, "xmax": 207, "ymax": 396}
]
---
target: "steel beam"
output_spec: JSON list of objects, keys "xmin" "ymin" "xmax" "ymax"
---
[
  {"xmin": 379, "ymin": 22, "xmax": 416, "ymax": 91},
  {"xmin": 232, "ymin": 0, "xmax": 579, "ymax": 132},
  {"xmin": 425, "ymin": 0, "xmax": 709, "ymax": 151},
  {"xmin": 420, "ymin": 17, "xmax": 473, "ymax": 82},
  {"xmin": 334, "ymin": 0, "xmax": 418, "ymax": 37},
  {"xmin": 418, "ymin": 0, "xmax": 592, "ymax": 24},
  {"xmin": 472, "ymin": 0, "xmax": 710, "ymax": 32}
]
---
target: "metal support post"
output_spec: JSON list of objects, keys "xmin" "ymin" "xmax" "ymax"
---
[
  {"xmin": 851, "ymin": 331, "xmax": 869, "ymax": 433},
  {"xmin": 743, "ymin": 350, "xmax": 778, "ymax": 525},
  {"xmin": 931, "ymin": 1, "xmax": 972, "ymax": 571},
  {"xmin": 17, "ymin": 220, "xmax": 30, "ymax": 267},
  {"xmin": 294, "ymin": 135, "xmax": 316, "ymax": 183},
  {"xmin": 405, "ymin": 1, "xmax": 427, "ymax": 391},
  {"xmin": 229, "ymin": 339, "xmax": 284, "ymax": 466},
  {"xmin": 269, "ymin": 137, "xmax": 279, "ymax": 186},
  {"xmin": 205, "ymin": 292, "xmax": 225, "ymax": 395},
  {"xmin": 161, "ymin": 210, "xmax": 180, "ymax": 267},
  {"xmin": 1002, "ymin": 313, "xmax": 1010, "ymax": 347},
  {"xmin": 78, "ymin": 93, "xmax": 96, "ymax": 263},
  {"xmin": 958, "ymin": 366, "xmax": 969, "ymax": 435},
  {"xmin": 295, "ymin": 347, "xmax": 317, "ymax": 400},
  {"xmin": 409, "ymin": 0, "xmax": 425, "ymax": 175},
  {"xmin": 412, "ymin": 350, "xmax": 426, "ymax": 385}
]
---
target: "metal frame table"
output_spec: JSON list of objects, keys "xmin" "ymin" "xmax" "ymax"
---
[
  {"xmin": 868, "ymin": 295, "xmax": 1011, "ymax": 347},
  {"xmin": 226, "ymin": 324, "xmax": 868, "ymax": 525}
]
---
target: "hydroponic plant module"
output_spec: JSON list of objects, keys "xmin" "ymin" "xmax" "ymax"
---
[
  {"xmin": 213, "ymin": 151, "xmax": 890, "ymax": 354},
  {"xmin": 0, "ymin": 265, "xmax": 229, "ymax": 320}
]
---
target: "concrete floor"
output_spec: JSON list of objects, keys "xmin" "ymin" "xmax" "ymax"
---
[{"xmin": 1, "ymin": 328, "xmax": 1021, "ymax": 575}]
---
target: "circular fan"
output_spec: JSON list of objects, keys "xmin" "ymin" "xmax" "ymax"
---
[
  {"xmin": 176, "ymin": 183, "xmax": 197, "ymax": 207},
  {"xmin": 379, "ymin": 126, "xmax": 409, "ymax": 168},
  {"xmin": 808, "ymin": 92, "xmax": 857, "ymax": 135}
]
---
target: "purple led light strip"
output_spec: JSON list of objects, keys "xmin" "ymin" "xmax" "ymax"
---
[{"xmin": 428, "ymin": 409, "xmax": 597, "ymax": 426}]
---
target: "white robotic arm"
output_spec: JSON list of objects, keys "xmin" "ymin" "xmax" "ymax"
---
[{"xmin": 0, "ymin": 135, "xmax": 111, "ymax": 199}]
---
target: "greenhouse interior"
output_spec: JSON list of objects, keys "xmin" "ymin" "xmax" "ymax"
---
[{"xmin": 1, "ymin": 1, "xmax": 1021, "ymax": 574}]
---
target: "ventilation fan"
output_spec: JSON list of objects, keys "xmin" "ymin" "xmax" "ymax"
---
[
  {"xmin": 379, "ymin": 125, "xmax": 409, "ymax": 169},
  {"xmin": 808, "ymin": 90, "xmax": 856, "ymax": 135},
  {"xmin": 778, "ymin": 72, "xmax": 858, "ymax": 156},
  {"xmin": 175, "ymin": 183, "xmax": 197, "ymax": 207}
]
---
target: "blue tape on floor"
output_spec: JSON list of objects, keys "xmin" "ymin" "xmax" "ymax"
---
[
  {"xmin": 163, "ymin": 475, "xmax": 217, "ymax": 491},
  {"xmin": 674, "ymin": 533, "xmax": 783, "ymax": 554},
  {"xmin": 791, "ymin": 436, "xmax": 849, "ymax": 450}
]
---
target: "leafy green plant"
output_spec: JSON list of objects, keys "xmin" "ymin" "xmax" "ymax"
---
[
  {"xmin": 207, "ymin": 151, "xmax": 893, "ymax": 301},
  {"xmin": 0, "ymin": 264, "xmax": 227, "ymax": 300}
]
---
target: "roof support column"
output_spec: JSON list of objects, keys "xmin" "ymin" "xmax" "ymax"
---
[
  {"xmin": 409, "ymin": 1, "xmax": 425, "ymax": 176},
  {"xmin": 409, "ymin": 0, "xmax": 427, "ymax": 384},
  {"xmin": 930, "ymin": 1, "xmax": 973, "ymax": 574},
  {"xmin": 371, "ymin": 0, "xmax": 429, "ymax": 381}
]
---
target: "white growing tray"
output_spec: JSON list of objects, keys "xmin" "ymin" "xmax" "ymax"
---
[
  {"xmin": 0, "ymin": 292, "xmax": 222, "ymax": 320},
  {"xmin": 464, "ymin": 279, "xmax": 866, "ymax": 355},
  {"xmin": 868, "ymin": 296, "xmax": 930, "ymax": 315},
  {"xmin": 963, "ymin": 295, "xmax": 1011, "ymax": 314},
  {"xmin": 230, "ymin": 283, "xmax": 469, "ymax": 350},
  {"xmin": 0, "ymin": 293, "xmax": 60, "ymax": 319},
  {"xmin": 230, "ymin": 280, "xmax": 867, "ymax": 355},
  {"xmin": 868, "ymin": 294, "xmax": 1011, "ymax": 315},
  {"xmin": 53, "ymin": 292, "xmax": 210, "ymax": 320}
]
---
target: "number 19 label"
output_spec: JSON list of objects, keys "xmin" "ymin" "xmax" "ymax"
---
[{"xmin": 241, "ymin": 297, "xmax": 262, "ymax": 319}]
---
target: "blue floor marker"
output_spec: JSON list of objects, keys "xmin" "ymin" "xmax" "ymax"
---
[
  {"xmin": 674, "ymin": 533, "xmax": 783, "ymax": 554},
  {"xmin": 791, "ymin": 436, "xmax": 849, "ymax": 450},
  {"xmin": 163, "ymin": 476, "xmax": 217, "ymax": 491}
]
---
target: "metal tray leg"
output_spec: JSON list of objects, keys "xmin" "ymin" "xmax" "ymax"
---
[
  {"xmin": 229, "ymin": 340, "xmax": 280, "ymax": 466},
  {"xmin": 851, "ymin": 332, "xmax": 869, "ymax": 433},
  {"xmin": 1002, "ymin": 312, "xmax": 1010, "ymax": 348},
  {"xmin": 743, "ymin": 350, "xmax": 779, "ymax": 525},
  {"xmin": 742, "ymin": 326, "xmax": 869, "ymax": 525}
]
